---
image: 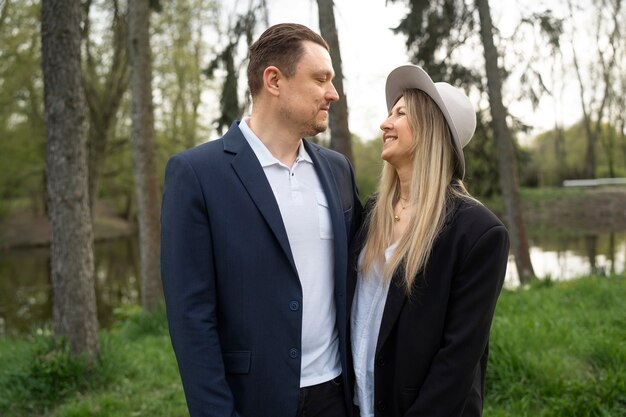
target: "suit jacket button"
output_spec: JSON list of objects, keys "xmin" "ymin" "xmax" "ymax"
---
[
  {"xmin": 289, "ymin": 348, "xmax": 299, "ymax": 358},
  {"xmin": 289, "ymin": 301, "xmax": 300, "ymax": 311},
  {"xmin": 376, "ymin": 401, "xmax": 386, "ymax": 411},
  {"xmin": 376, "ymin": 356, "xmax": 385, "ymax": 366}
]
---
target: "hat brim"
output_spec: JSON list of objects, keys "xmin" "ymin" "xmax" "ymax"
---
[{"xmin": 385, "ymin": 64, "xmax": 466, "ymax": 178}]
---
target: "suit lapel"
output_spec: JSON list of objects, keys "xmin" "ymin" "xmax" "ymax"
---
[
  {"xmin": 224, "ymin": 123, "xmax": 298, "ymax": 275},
  {"xmin": 377, "ymin": 270, "xmax": 409, "ymax": 353}
]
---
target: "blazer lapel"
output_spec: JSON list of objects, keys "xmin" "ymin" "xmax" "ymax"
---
[
  {"xmin": 377, "ymin": 269, "xmax": 412, "ymax": 354},
  {"xmin": 224, "ymin": 123, "xmax": 298, "ymax": 275}
]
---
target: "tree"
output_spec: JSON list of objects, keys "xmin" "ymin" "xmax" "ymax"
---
[
  {"xmin": 128, "ymin": 0, "xmax": 162, "ymax": 310},
  {"xmin": 317, "ymin": 0, "xmax": 354, "ymax": 164},
  {"xmin": 81, "ymin": 0, "xmax": 130, "ymax": 209},
  {"xmin": 152, "ymin": 0, "xmax": 217, "ymax": 149},
  {"xmin": 566, "ymin": 0, "xmax": 624, "ymax": 179},
  {"xmin": 204, "ymin": 2, "xmax": 266, "ymax": 135},
  {"xmin": 41, "ymin": 0, "xmax": 99, "ymax": 361},
  {"xmin": 476, "ymin": 0, "xmax": 535, "ymax": 283}
]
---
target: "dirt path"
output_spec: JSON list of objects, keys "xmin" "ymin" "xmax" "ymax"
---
[
  {"xmin": 523, "ymin": 187, "xmax": 626, "ymax": 233},
  {"xmin": 0, "ymin": 202, "xmax": 136, "ymax": 250}
]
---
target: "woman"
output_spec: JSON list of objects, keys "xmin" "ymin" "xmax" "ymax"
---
[{"xmin": 350, "ymin": 64, "xmax": 509, "ymax": 417}]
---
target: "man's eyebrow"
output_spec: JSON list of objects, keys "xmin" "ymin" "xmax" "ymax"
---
[{"xmin": 313, "ymin": 69, "xmax": 334, "ymax": 79}]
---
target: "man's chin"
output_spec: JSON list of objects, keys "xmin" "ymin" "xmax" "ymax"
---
[{"xmin": 302, "ymin": 123, "xmax": 328, "ymax": 137}]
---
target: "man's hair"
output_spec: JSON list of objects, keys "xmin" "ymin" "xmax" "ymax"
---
[{"xmin": 247, "ymin": 23, "xmax": 329, "ymax": 97}]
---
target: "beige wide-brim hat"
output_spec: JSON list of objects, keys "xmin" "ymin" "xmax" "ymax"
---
[{"xmin": 385, "ymin": 64, "xmax": 476, "ymax": 179}]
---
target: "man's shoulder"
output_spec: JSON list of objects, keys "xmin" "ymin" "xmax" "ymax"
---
[
  {"xmin": 169, "ymin": 137, "xmax": 225, "ymax": 167},
  {"xmin": 170, "ymin": 123, "xmax": 245, "ymax": 165}
]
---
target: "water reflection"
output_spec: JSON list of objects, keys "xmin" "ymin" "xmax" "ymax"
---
[
  {"xmin": 0, "ymin": 236, "xmax": 140, "ymax": 336},
  {"xmin": 1, "ymin": 232, "xmax": 625, "ymax": 335},
  {"xmin": 505, "ymin": 232, "xmax": 626, "ymax": 288}
]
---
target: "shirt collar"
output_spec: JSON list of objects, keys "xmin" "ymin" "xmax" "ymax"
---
[{"xmin": 239, "ymin": 118, "xmax": 313, "ymax": 167}]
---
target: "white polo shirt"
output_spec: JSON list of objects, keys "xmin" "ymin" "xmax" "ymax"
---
[{"xmin": 239, "ymin": 119, "xmax": 340, "ymax": 387}]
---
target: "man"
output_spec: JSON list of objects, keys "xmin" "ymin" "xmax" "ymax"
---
[{"xmin": 161, "ymin": 23, "xmax": 362, "ymax": 417}]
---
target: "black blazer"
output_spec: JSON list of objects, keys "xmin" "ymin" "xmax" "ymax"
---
[
  {"xmin": 349, "ymin": 195, "xmax": 509, "ymax": 417},
  {"xmin": 161, "ymin": 122, "xmax": 362, "ymax": 417}
]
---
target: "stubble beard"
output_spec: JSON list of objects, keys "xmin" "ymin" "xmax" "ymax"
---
[
  {"xmin": 283, "ymin": 106, "xmax": 329, "ymax": 138},
  {"xmin": 302, "ymin": 118, "xmax": 328, "ymax": 137}
]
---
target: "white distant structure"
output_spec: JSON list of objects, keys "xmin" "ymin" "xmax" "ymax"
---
[{"xmin": 563, "ymin": 178, "xmax": 626, "ymax": 187}]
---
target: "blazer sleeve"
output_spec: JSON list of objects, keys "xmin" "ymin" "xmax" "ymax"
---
[
  {"xmin": 405, "ymin": 224, "xmax": 509, "ymax": 417},
  {"xmin": 161, "ymin": 154, "xmax": 241, "ymax": 417}
]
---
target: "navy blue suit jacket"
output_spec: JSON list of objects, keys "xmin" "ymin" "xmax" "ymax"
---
[{"xmin": 161, "ymin": 122, "xmax": 362, "ymax": 417}]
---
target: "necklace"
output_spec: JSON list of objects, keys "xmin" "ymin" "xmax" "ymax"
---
[{"xmin": 394, "ymin": 197, "xmax": 409, "ymax": 222}]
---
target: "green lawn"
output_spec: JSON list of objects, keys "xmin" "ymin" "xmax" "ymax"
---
[
  {"xmin": 486, "ymin": 276, "xmax": 625, "ymax": 416},
  {"xmin": 1, "ymin": 276, "xmax": 624, "ymax": 417}
]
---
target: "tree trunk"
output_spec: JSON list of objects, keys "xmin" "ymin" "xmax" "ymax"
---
[
  {"xmin": 572, "ymin": 47, "xmax": 597, "ymax": 179},
  {"xmin": 476, "ymin": 0, "xmax": 535, "ymax": 284},
  {"xmin": 128, "ymin": 0, "xmax": 162, "ymax": 310},
  {"xmin": 41, "ymin": 0, "xmax": 99, "ymax": 361},
  {"xmin": 317, "ymin": 0, "xmax": 354, "ymax": 165},
  {"xmin": 83, "ymin": 0, "xmax": 129, "ymax": 210}
]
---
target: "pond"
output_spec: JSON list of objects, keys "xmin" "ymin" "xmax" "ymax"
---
[
  {"xmin": 504, "ymin": 232, "xmax": 626, "ymax": 287},
  {"xmin": 0, "ymin": 237, "xmax": 140, "ymax": 336},
  {"xmin": 1, "ymin": 232, "xmax": 624, "ymax": 336}
]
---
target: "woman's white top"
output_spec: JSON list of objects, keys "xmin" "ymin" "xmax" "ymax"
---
[{"xmin": 351, "ymin": 244, "xmax": 397, "ymax": 417}]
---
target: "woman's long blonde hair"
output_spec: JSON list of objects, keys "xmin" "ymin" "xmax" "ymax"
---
[{"xmin": 360, "ymin": 89, "xmax": 473, "ymax": 292}]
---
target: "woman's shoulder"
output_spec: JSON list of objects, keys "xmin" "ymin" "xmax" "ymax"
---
[{"xmin": 449, "ymin": 195, "xmax": 506, "ymax": 235}]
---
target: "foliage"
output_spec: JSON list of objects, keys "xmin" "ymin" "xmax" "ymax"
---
[
  {"xmin": 388, "ymin": 0, "xmax": 481, "ymax": 86},
  {"xmin": 112, "ymin": 304, "xmax": 169, "ymax": 340},
  {"xmin": 0, "ymin": 309, "xmax": 183, "ymax": 417},
  {"xmin": 464, "ymin": 118, "xmax": 501, "ymax": 197},
  {"xmin": 0, "ymin": 331, "xmax": 115, "ymax": 416},
  {"xmin": 352, "ymin": 135, "xmax": 383, "ymax": 202},
  {"xmin": 0, "ymin": 0, "xmax": 46, "ymax": 216},
  {"xmin": 529, "ymin": 121, "xmax": 626, "ymax": 186},
  {"xmin": 152, "ymin": 0, "xmax": 218, "ymax": 150},
  {"xmin": 203, "ymin": 1, "xmax": 266, "ymax": 135}
]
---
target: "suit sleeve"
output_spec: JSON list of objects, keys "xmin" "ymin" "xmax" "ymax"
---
[
  {"xmin": 404, "ymin": 224, "xmax": 510, "ymax": 417},
  {"xmin": 161, "ymin": 154, "xmax": 241, "ymax": 417}
]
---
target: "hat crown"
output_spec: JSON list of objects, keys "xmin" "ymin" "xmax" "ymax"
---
[{"xmin": 433, "ymin": 82, "xmax": 476, "ymax": 149}]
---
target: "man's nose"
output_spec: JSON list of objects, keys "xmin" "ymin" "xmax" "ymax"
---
[{"xmin": 327, "ymin": 82, "xmax": 339, "ymax": 102}]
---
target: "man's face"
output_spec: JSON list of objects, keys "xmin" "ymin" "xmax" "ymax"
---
[{"xmin": 278, "ymin": 41, "xmax": 339, "ymax": 138}]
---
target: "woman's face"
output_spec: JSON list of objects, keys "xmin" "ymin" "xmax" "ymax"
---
[{"xmin": 380, "ymin": 96, "xmax": 414, "ymax": 168}]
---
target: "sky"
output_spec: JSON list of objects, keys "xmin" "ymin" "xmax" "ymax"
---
[{"xmin": 224, "ymin": 0, "xmax": 586, "ymax": 143}]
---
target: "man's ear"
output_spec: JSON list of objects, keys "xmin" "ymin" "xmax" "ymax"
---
[{"xmin": 263, "ymin": 66, "xmax": 281, "ymax": 97}]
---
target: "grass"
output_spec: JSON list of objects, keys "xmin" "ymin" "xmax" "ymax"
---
[
  {"xmin": 485, "ymin": 276, "xmax": 626, "ymax": 416},
  {"xmin": 482, "ymin": 186, "xmax": 587, "ymax": 216},
  {"xmin": 0, "ymin": 306, "xmax": 188, "ymax": 417},
  {"xmin": 0, "ymin": 276, "xmax": 624, "ymax": 417}
]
